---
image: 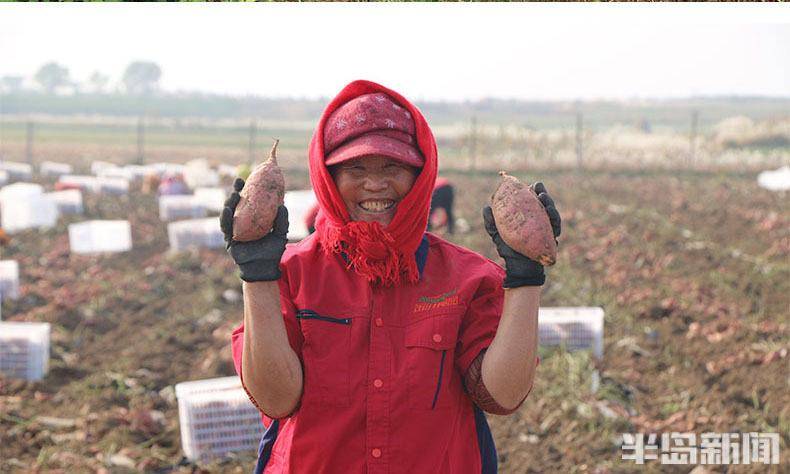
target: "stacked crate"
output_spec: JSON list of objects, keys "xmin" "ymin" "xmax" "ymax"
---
[
  {"xmin": 167, "ymin": 218, "xmax": 224, "ymax": 252},
  {"xmin": 158, "ymin": 195, "xmax": 207, "ymax": 222},
  {"xmin": 0, "ymin": 322, "xmax": 51, "ymax": 381},
  {"xmin": 68, "ymin": 220, "xmax": 132, "ymax": 255},
  {"xmin": 45, "ymin": 189, "xmax": 84, "ymax": 215},
  {"xmin": 39, "ymin": 161, "xmax": 73, "ymax": 178},
  {"xmin": 175, "ymin": 376, "xmax": 264, "ymax": 462},
  {"xmin": 538, "ymin": 307, "xmax": 605, "ymax": 391},
  {"xmin": 538, "ymin": 307, "xmax": 604, "ymax": 358},
  {"xmin": 0, "ymin": 260, "xmax": 20, "ymax": 302}
]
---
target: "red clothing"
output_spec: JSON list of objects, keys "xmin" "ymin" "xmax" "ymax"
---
[
  {"xmin": 231, "ymin": 231, "xmax": 505, "ymax": 473},
  {"xmin": 434, "ymin": 177, "xmax": 451, "ymax": 190},
  {"xmin": 304, "ymin": 203, "xmax": 319, "ymax": 233},
  {"xmin": 310, "ymin": 80, "xmax": 438, "ymax": 287}
]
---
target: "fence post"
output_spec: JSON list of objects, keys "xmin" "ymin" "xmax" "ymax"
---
[
  {"xmin": 575, "ymin": 109, "xmax": 583, "ymax": 170},
  {"xmin": 137, "ymin": 117, "xmax": 145, "ymax": 165},
  {"xmin": 249, "ymin": 119, "xmax": 257, "ymax": 166},
  {"xmin": 689, "ymin": 110, "xmax": 698, "ymax": 169},
  {"xmin": 470, "ymin": 115, "xmax": 478, "ymax": 170},
  {"xmin": 26, "ymin": 121, "xmax": 34, "ymax": 165}
]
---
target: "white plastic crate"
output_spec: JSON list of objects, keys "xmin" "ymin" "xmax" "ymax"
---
[
  {"xmin": 57, "ymin": 175, "xmax": 129, "ymax": 195},
  {"xmin": 0, "ymin": 182, "xmax": 44, "ymax": 202},
  {"xmin": 96, "ymin": 166, "xmax": 135, "ymax": 181},
  {"xmin": 0, "ymin": 162, "xmax": 33, "ymax": 181},
  {"xmin": 175, "ymin": 376, "xmax": 264, "ymax": 462},
  {"xmin": 68, "ymin": 220, "xmax": 132, "ymax": 254},
  {"xmin": 217, "ymin": 164, "xmax": 239, "ymax": 179},
  {"xmin": 97, "ymin": 177, "xmax": 130, "ymax": 195},
  {"xmin": 538, "ymin": 307, "xmax": 604, "ymax": 358},
  {"xmin": 0, "ymin": 322, "xmax": 51, "ymax": 381},
  {"xmin": 124, "ymin": 165, "xmax": 159, "ymax": 181},
  {"xmin": 167, "ymin": 218, "xmax": 224, "ymax": 252},
  {"xmin": 0, "ymin": 260, "xmax": 20, "ymax": 301},
  {"xmin": 0, "ymin": 193, "xmax": 58, "ymax": 234},
  {"xmin": 39, "ymin": 161, "xmax": 73, "ymax": 178},
  {"xmin": 58, "ymin": 175, "xmax": 100, "ymax": 193},
  {"xmin": 45, "ymin": 189, "xmax": 84, "ymax": 215},
  {"xmin": 159, "ymin": 195, "xmax": 207, "ymax": 221},
  {"xmin": 183, "ymin": 159, "xmax": 220, "ymax": 189},
  {"xmin": 90, "ymin": 160, "xmax": 115, "ymax": 175},
  {"xmin": 284, "ymin": 190, "xmax": 318, "ymax": 241},
  {"xmin": 151, "ymin": 162, "xmax": 186, "ymax": 177},
  {"xmin": 193, "ymin": 187, "xmax": 226, "ymax": 213}
]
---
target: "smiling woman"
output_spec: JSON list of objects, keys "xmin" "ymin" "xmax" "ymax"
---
[
  {"xmin": 220, "ymin": 79, "xmax": 561, "ymax": 474},
  {"xmin": 330, "ymin": 156, "xmax": 418, "ymax": 226}
]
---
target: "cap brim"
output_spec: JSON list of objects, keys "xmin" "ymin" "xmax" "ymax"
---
[{"xmin": 325, "ymin": 134, "xmax": 424, "ymax": 168}]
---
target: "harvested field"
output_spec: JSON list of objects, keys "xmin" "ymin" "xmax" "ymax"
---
[{"xmin": 1, "ymin": 168, "xmax": 787, "ymax": 473}]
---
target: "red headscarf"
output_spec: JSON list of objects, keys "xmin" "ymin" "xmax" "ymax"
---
[{"xmin": 309, "ymin": 80, "xmax": 438, "ymax": 287}]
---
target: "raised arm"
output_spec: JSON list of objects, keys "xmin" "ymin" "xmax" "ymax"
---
[
  {"xmin": 222, "ymin": 178, "xmax": 303, "ymax": 418},
  {"xmin": 241, "ymin": 281, "xmax": 303, "ymax": 418},
  {"xmin": 478, "ymin": 182, "xmax": 561, "ymax": 410}
]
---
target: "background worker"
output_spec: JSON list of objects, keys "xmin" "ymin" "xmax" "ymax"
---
[{"xmin": 428, "ymin": 176, "xmax": 455, "ymax": 234}]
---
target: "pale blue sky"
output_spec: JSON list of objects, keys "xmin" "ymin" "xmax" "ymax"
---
[{"xmin": 1, "ymin": 3, "xmax": 788, "ymax": 101}]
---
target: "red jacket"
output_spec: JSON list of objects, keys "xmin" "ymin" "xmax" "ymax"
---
[{"xmin": 232, "ymin": 231, "xmax": 505, "ymax": 473}]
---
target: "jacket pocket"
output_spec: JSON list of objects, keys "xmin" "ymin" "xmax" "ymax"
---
[
  {"xmin": 404, "ymin": 313, "xmax": 462, "ymax": 410},
  {"xmin": 298, "ymin": 309, "xmax": 353, "ymax": 408}
]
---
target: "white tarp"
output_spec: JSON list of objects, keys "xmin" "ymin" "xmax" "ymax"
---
[
  {"xmin": 284, "ymin": 190, "xmax": 318, "ymax": 241},
  {"xmin": 757, "ymin": 165, "xmax": 790, "ymax": 192},
  {"xmin": 68, "ymin": 220, "xmax": 132, "ymax": 254}
]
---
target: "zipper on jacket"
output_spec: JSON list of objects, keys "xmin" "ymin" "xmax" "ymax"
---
[
  {"xmin": 431, "ymin": 349, "xmax": 447, "ymax": 410},
  {"xmin": 296, "ymin": 309, "xmax": 351, "ymax": 325}
]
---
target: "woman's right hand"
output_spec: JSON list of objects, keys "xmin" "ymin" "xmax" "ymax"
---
[{"xmin": 220, "ymin": 178, "xmax": 289, "ymax": 282}]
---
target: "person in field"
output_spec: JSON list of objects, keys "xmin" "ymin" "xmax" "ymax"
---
[
  {"xmin": 428, "ymin": 176, "xmax": 456, "ymax": 234},
  {"xmin": 220, "ymin": 80, "xmax": 560, "ymax": 474}
]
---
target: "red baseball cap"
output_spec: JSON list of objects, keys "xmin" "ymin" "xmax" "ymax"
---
[{"xmin": 324, "ymin": 92, "xmax": 425, "ymax": 168}]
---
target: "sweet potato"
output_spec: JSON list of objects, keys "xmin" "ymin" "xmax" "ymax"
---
[
  {"xmin": 233, "ymin": 139, "xmax": 285, "ymax": 241},
  {"xmin": 491, "ymin": 171, "xmax": 557, "ymax": 266}
]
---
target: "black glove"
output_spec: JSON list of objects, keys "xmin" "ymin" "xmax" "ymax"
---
[
  {"xmin": 483, "ymin": 182, "xmax": 561, "ymax": 288},
  {"xmin": 220, "ymin": 178, "xmax": 289, "ymax": 282}
]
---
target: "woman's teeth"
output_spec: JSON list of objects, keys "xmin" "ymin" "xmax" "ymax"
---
[{"xmin": 359, "ymin": 200, "xmax": 395, "ymax": 212}]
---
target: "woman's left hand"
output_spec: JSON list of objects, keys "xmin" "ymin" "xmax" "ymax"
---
[{"xmin": 482, "ymin": 181, "xmax": 561, "ymax": 288}]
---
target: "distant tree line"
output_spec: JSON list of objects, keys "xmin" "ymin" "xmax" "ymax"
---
[
  {"xmin": 1, "ymin": 62, "xmax": 788, "ymax": 132},
  {"xmin": 1, "ymin": 61, "xmax": 162, "ymax": 96}
]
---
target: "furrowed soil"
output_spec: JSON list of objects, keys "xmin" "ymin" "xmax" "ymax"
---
[{"xmin": 1, "ymin": 169, "xmax": 787, "ymax": 473}]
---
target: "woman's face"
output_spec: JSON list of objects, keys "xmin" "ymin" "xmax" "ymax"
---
[{"xmin": 331, "ymin": 155, "xmax": 419, "ymax": 227}]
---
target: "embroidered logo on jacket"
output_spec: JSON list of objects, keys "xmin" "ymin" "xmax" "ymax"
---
[{"xmin": 413, "ymin": 289, "xmax": 460, "ymax": 312}]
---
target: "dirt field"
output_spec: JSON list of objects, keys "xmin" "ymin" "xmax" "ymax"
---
[{"xmin": 1, "ymin": 167, "xmax": 788, "ymax": 473}]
